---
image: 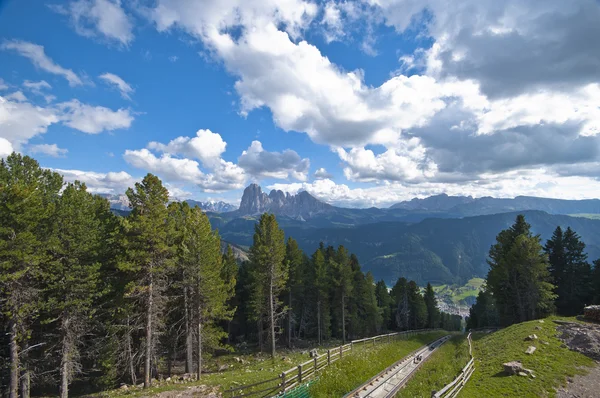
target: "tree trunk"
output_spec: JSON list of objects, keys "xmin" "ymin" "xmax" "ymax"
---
[
  {"xmin": 197, "ymin": 317, "xmax": 202, "ymax": 380},
  {"xmin": 341, "ymin": 293, "xmax": 346, "ymax": 344},
  {"xmin": 60, "ymin": 316, "xmax": 71, "ymax": 398},
  {"xmin": 126, "ymin": 316, "xmax": 136, "ymax": 386},
  {"xmin": 144, "ymin": 275, "xmax": 153, "ymax": 388},
  {"xmin": 184, "ymin": 286, "xmax": 193, "ymax": 373},
  {"xmin": 258, "ymin": 319, "xmax": 263, "ymax": 353},
  {"xmin": 9, "ymin": 318, "xmax": 19, "ymax": 398},
  {"xmin": 20, "ymin": 368, "xmax": 30, "ymax": 398},
  {"xmin": 269, "ymin": 276, "xmax": 276, "ymax": 358},
  {"xmin": 288, "ymin": 290, "xmax": 292, "ymax": 348},
  {"xmin": 317, "ymin": 301, "xmax": 321, "ymax": 346}
]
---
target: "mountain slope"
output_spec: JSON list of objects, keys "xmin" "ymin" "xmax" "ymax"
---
[{"xmin": 216, "ymin": 211, "xmax": 600, "ymax": 286}]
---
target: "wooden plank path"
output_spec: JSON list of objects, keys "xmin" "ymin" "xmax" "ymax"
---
[{"xmin": 344, "ymin": 335, "xmax": 451, "ymax": 398}]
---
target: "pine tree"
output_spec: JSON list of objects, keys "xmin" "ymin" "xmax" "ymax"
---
[
  {"xmin": 559, "ymin": 228, "xmax": 591, "ymax": 315},
  {"xmin": 407, "ymin": 281, "xmax": 427, "ymax": 329},
  {"xmin": 311, "ymin": 248, "xmax": 330, "ymax": 344},
  {"xmin": 248, "ymin": 214, "xmax": 288, "ymax": 358},
  {"xmin": 467, "ymin": 287, "xmax": 498, "ymax": 329},
  {"xmin": 179, "ymin": 204, "xmax": 233, "ymax": 379},
  {"xmin": 222, "ymin": 244, "xmax": 238, "ymax": 344},
  {"xmin": 120, "ymin": 174, "xmax": 172, "ymax": 388},
  {"xmin": 375, "ymin": 280, "xmax": 392, "ymax": 332},
  {"xmin": 391, "ymin": 277, "xmax": 410, "ymax": 330},
  {"xmin": 487, "ymin": 215, "xmax": 555, "ymax": 325},
  {"xmin": 0, "ymin": 153, "xmax": 63, "ymax": 398},
  {"xmin": 284, "ymin": 238, "xmax": 303, "ymax": 347},
  {"xmin": 423, "ymin": 283, "xmax": 440, "ymax": 329},
  {"xmin": 331, "ymin": 246, "xmax": 353, "ymax": 342},
  {"xmin": 45, "ymin": 182, "xmax": 113, "ymax": 398}
]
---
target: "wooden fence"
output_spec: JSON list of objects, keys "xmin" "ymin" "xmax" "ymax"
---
[
  {"xmin": 224, "ymin": 328, "xmax": 441, "ymax": 398},
  {"xmin": 431, "ymin": 332, "xmax": 474, "ymax": 398}
]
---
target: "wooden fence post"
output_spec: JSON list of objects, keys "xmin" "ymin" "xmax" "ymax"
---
[
  {"xmin": 314, "ymin": 356, "xmax": 318, "ymax": 374},
  {"xmin": 340, "ymin": 345, "xmax": 343, "ymax": 359},
  {"xmin": 327, "ymin": 349, "xmax": 331, "ymax": 365},
  {"xmin": 373, "ymin": 337, "xmax": 376, "ymax": 347},
  {"xmin": 281, "ymin": 372, "xmax": 286, "ymax": 393},
  {"xmin": 298, "ymin": 365, "xmax": 302, "ymax": 383}
]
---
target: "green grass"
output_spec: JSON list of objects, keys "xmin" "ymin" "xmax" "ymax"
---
[
  {"xmin": 397, "ymin": 334, "xmax": 470, "ymax": 397},
  {"xmin": 309, "ymin": 331, "xmax": 448, "ymax": 398},
  {"xmin": 460, "ymin": 317, "xmax": 595, "ymax": 397}
]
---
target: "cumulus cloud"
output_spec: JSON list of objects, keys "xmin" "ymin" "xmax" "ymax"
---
[
  {"xmin": 1, "ymin": 40, "xmax": 83, "ymax": 86},
  {"xmin": 314, "ymin": 167, "xmax": 332, "ymax": 179},
  {"xmin": 56, "ymin": 168, "xmax": 137, "ymax": 194},
  {"xmin": 238, "ymin": 141, "xmax": 310, "ymax": 181},
  {"xmin": 52, "ymin": 0, "xmax": 134, "ymax": 46},
  {"xmin": 29, "ymin": 143, "xmax": 68, "ymax": 157},
  {"xmin": 58, "ymin": 99, "xmax": 133, "ymax": 133},
  {"xmin": 123, "ymin": 148, "xmax": 246, "ymax": 192},
  {"xmin": 0, "ymin": 137, "xmax": 14, "ymax": 158},
  {"xmin": 0, "ymin": 79, "xmax": 8, "ymax": 91},
  {"xmin": 148, "ymin": 129, "xmax": 227, "ymax": 167},
  {"xmin": 99, "ymin": 72, "xmax": 134, "ymax": 100},
  {"xmin": 0, "ymin": 96, "xmax": 60, "ymax": 149}
]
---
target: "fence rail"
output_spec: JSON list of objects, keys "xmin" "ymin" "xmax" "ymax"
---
[
  {"xmin": 224, "ymin": 328, "xmax": 441, "ymax": 398},
  {"xmin": 432, "ymin": 332, "xmax": 474, "ymax": 398}
]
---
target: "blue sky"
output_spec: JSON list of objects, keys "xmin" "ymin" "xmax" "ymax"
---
[{"xmin": 1, "ymin": 0, "xmax": 600, "ymax": 207}]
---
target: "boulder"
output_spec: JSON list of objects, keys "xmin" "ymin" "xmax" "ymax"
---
[
  {"xmin": 309, "ymin": 349, "xmax": 319, "ymax": 358},
  {"xmin": 525, "ymin": 334, "xmax": 538, "ymax": 341},
  {"xmin": 503, "ymin": 361, "xmax": 535, "ymax": 377},
  {"xmin": 119, "ymin": 384, "xmax": 129, "ymax": 390},
  {"xmin": 584, "ymin": 305, "xmax": 600, "ymax": 322},
  {"xmin": 525, "ymin": 346, "xmax": 537, "ymax": 355},
  {"xmin": 218, "ymin": 364, "xmax": 228, "ymax": 372},
  {"xmin": 534, "ymin": 326, "xmax": 542, "ymax": 330}
]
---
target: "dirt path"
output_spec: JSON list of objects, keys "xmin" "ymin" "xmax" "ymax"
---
[
  {"xmin": 146, "ymin": 385, "xmax": 221, "ymax": 397},
  {"xmin": 556, "ymin": 364, "xmax": 600, "ymax": 398}
]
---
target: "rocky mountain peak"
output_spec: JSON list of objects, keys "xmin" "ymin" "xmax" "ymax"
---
[{"xmin": 237, "ymin": 184, "xmax": 333, "ymax": 218}]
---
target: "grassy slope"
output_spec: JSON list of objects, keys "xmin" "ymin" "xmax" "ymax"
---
[
  {"xmin": 309, "ymin": 331, "xmax": 448, "ymax": 398},
  {"xmin": 398, "ymin": 334, "xmax": 470, "ymax": 397},
  {"xmin": 461, "ymin": 317, "xmax": 594, "ymax": 397}
]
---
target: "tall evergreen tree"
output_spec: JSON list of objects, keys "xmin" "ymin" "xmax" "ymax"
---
[
  {"xmin": 423, "ymin": 283, "xmax": 440, "ymax": 329},
  {"xmin": 553, "ymin": 227, "xmax": 592, "ymax": 315},
  {"xmin": 284, "ymin": 238, "xmax": 303, "ymax": 347},
  {"xmin": 311, "ymin": 248, "xmax": 330, "ymax": 344},
  {"xmin": 487, "ymin": 215, "xmax": 555, "ymax": 325},
  {"xmin": 467, "ymin": 288, "xmax": 498, "ymax": 329},
  {"xmin": 45, "ymin": 182, "xmax": 113, "ymax": 398},
  {"xmin": 120, "ymin": 174, "xmax": 172, "ymax": 388},
  {"xmin": 375, "ymin": 280, "xmax": 392, "ymax": 332},
  {"xmin": 222, "ymin": 244, "xmax": 238, "ymax": 344},
  {"xmin": 248, "ymin": 214, "xmax": 288, "ymax": 358},
  {"xmin": 407, "ymin": 281, "xmax": 427, "ymax": 329},
  {"xmin": 391, "ymin": 277, "xmax": 410, "ymax": 330},
  {"xmin": 0, "ymin": 153, "xmax": 63, "ymax": 398},
  {"xmin": 331, "ymin": 246, "xmax": 353, "ymax": 342}
]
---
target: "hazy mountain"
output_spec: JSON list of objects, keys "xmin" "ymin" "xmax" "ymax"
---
[
  {"xmin": 215, "ymin": 210, "xmax": 600, "ymax": 286},
  {"xmin": 186, "ymin": 200, "xmax": 237, "ymax": 213},
  {"xmin": 391, "ymin": 194, "xmax": 600, "ymax": 216},
  {"xmin": 99, "ymin": 194, "xmax": 130, "ymax": 211}
]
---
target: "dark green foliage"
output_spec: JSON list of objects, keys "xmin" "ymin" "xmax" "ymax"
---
[
  {"xmin": 424, "ymin": 283, "xmax": 440, "ymax": 329},
  {"xmin": 545, "ymin": 226, "xmax": 592, "ymax": 315},
  {"xmin": 486, "ymin": 215, "xmax": 555, "ymax": 326},
  {"xmin": 466, "ymin": 288, "xmax": 499, "ymax": 329},
  {"xmin": 375, "ymin": 280, "xmax": 392, "ymax": 331}
]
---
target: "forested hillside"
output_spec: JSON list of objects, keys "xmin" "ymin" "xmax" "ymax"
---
[{"xmin": 216, "ymin": 211, "xmax": 600, "ymax": 285}]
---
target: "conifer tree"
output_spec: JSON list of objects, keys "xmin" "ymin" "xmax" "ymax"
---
[
  {"xmin": 545, "ymin": 227, "xmax": 592, "ymax": 315},
  {"xmin": 120, "ymin": 174, "xmax": 172, "ymax": 388},
  {"xmin": 375, "ymin": 280, "xmax": 392, "ymax": 331},
  {"xmin": 423, "ymin": 283, "xmax": 440, "ymax": 329},
  {"xmin": 45, "ymin": 182, "xmax": 113, "ymax": 398},
  {"xmin": 487, "ymin": 215, "xmax": 555, "ymax": 325},
  {"xmin": 311, "ymin": 248, "xmax": 330, "ymax": 344},
  {"xmin": 0, "ymin": 153, "xmax": 62, "ymax": 398},
  {"xmin": 284, "ymin": 238, "xmax": 303, "ymax": 347},
  {"xmin": 222, "ymin": 244, "xmax": 238, "ymax": 344},
  {"xmin": 248, "ymin": 214, "xmax": 287, "ymax": 358}
]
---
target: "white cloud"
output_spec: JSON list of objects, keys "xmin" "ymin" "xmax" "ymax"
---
[
  {"xmin": 53, "ymin": 0, "xmax": 134, "ymax": 46},
  {"xmin": 238, "ymin": 140, "xmax": 310, "ymax": 180},
  {"xmin": 23, "ymin": 80, "xmax": 55, "ymax": 103},
  {"xmin": 148, "ymin": 129, "xmax": 227, "ymax": 167},
  {"xmin": 99, "ymin": 72, "xmax": 134, "ymax": 100},
  {"xmin": 0, "ymin": 96, "xmax": 60, "ymax": 149},
  {"xmin": 169, "ymin": 55, "xmax": 179, "ymax": 62},
  {"xmin": 1, "ymin": 40, "xmax": 83, "ymax": 86},
  {"xmin": 0, "ymin": 137, "xmax": 14, "ymax": 158},
  {"xmin": 314, "ymin": 167, "xmax": 332, "ymax": 179},
  {"xmin": 29, "ymin": 143, "xmax": 68, "ymax": 157},
  {"xmin": 5, "ymin": 91, "xmax": 27, "ymax": 102},
  {"xmin": 55, "ymin": 168, "xmax": 137, "ymax": 194},
  {"xmin": 123, "ymin": 147, "xmax": 247, "ymax": 192},
  {"xmin": 0, "ymin": 79, "xmax": 8, "ymax": 91},
  {"xmin": 58, "ymin": 99, "xmax": 133, "ymax": 134}
]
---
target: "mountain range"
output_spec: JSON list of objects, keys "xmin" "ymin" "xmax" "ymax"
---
[
  {"xmin": 101, "ymin": 194, "xmax": 236, "ymax": 213},
  {"xmin": 107, "ymin": 184, "xmax": 600, "ymax": 286}
]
